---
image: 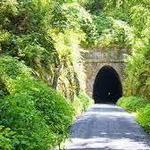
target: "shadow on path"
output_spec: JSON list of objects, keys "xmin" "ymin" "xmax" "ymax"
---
[{"xmin": 66, "ymin": 104, "xmax": 150, "ymax": 150}]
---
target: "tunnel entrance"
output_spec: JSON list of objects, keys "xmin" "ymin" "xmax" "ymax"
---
[{"xmin": 93, "ymin": 66, "xmax": 122, "ymax": 104}]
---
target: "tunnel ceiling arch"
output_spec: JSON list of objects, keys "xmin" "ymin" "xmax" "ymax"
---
[{"xmin": 93, "ymin": 65, "xmax": 123, "ymax": 104}]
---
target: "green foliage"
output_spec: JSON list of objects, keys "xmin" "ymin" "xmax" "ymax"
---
[
  {"xmin": 117, "ymin": 96, "xmax": 149, "ymax": 112},
  {"xmin": 0, "ymin": 56, "xmax": 74, "ymax": 149},
  {"xmin": 0, "ymin": 79, "xmax": 8, "ymax": 98},
  {"xmin": 93, "ymin": 13, "xmax": 112, "ymax": 35},
  {"xmin": 137, "ymin": 104, "xmax": 150, "ymax": 133},
  {"xmin": 0, "ymin": 125, "xmax": 16, "ymax": 150},
  {"xmin": 97, "ymin": 18, "xmax": 134, "ymax": 48},
  {"xmin": 80, "ymin": 0, "xmax": 105, "ymax": 14},
  {"xmin": 1, "ymin": 0, "xmax": 150, "ymax": 147},
  {"xmin": 60, "ymin": 3, "xmax": 98, "ymax": 47},
  {"xmin": 72, "ymin": 96, "xmax": 83, "ymax": 116},
  {"xmin": 101, "ymin": 0, "xmax": 150, "ymax": 101},
  {"xmin": 0, "ymin": 0, "xmax": 85, "ymax": 99},
  {"xmin": 120, "ymin": 0, "xmax": 150, "ymax": 100},
  {"xmin": 78, "ymin": 92, "xmax": 94, "ymax": 111},
  {"xmin": 0, "ymin": 93, "xmax": 54, "ymax": 150},
  {"xmin": 79, "ymin": 1, "xmax": 135, "ymax": 48},
  {"xmin": 124, "ymin": 41, "xmax": 150, "ymax": 99},
  {"xmin": 122, "ymin": 3, "xmax": 150, "ymax": 99},
  {"xmin": 0, "ymin": 55, "xmax": 31, "ymax": 78},
  {"xmin": 0, "ymin": 1, "xmax": 97, "ymax": 148},
  {"xmin": 0, "ymin": 55, "xmax": 32, "ymax": 95},
  {"xmin": 73, "ymin": 92, "xmax": 93, "ymax": 116},
  {"xmin": 12, "ymin": 77, "xmax": 75, "ymax": 136},
  {"xmin": 118, "ymin": 96, "xmax": 150, "ymax": 133}
]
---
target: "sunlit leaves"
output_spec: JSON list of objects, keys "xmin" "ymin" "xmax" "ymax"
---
[{"xmin": 0, "ymin": 56, "xmax": 74, "ymax": 149}]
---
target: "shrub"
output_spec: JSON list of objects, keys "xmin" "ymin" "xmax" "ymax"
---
[
  {"xmin": 123, "ymin": 43, "xmax": 150, "ymax": 100},
  {"xmin": 0, "ymin": 0, "xmax": 86, "ymax": 100},
  {"xmin": 137, "ymin": 104, "xmax": 150, "ymax": 133},
  {"xmin": 0, "ymin": 55, "xmax": 32, "ymax": 95},
  {"xmin": 93, "ymin": 13, "xmax": 112, "ymax": 35},
  {"xmin": 0, "ymin": 125, "xmax": 16, "ymax": 150},
  {"xmin": 81, "ymin": 0, "xmax": 105, "ymax": 14},
  {"xmin": 6, "ymin": 76, "xmax": 74, "ymax": 139},
  {"xmin": 59, "ymin": 3, "xmax": 98, "ymax": 47},
  {"xmin": 72, "ymin": 92, "xmax": 93, "ymax": 116},
  {"xmin": 0, "ymin": 93, "xmax": 55, "ymax": 150},
  {"xmin": 0, "ymin": 80, "xmax": 74, "ymax": 149},
  {"xmin": 117, "ymin": 96, "xmax": 149, "ymax": 112},
  {"xmin": 78, "ymin": 92, "xmax": 93, "ymax": 111},
  {"xmin": 72, "ymin": 96, "xmax": 83, "ymax": 116},
  {"xmin": 22, "ymin": 80, "xmax": 74, "ymax": 142},
  {"xmin": 0, "ymin": 55, "xmax": 75, "ymax": 149}
]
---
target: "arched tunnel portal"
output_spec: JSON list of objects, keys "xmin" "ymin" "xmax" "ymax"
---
[{"xmin": 93, "ymin": 66, "xmax": 123, "ymax": 104}]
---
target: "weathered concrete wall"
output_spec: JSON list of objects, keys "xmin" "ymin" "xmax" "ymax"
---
[{"xmin": 82, "ymin": 48, "xmax": 127, "ymax": 97}]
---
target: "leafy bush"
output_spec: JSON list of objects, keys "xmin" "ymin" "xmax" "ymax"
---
[
  {"xmin": 93, "ymin": 13, "xmax": 112, "ymax": 35},
  {"xmin": 59, "ymin": 3, "xmax": 98, "ymax": 47},
  {"xmin": 97, "ymin": 18, "xmax": 134, "ymax": 48},
  {"xmin": 81, "ymin": 0, "xmax": 105, "ymax": 14},
  {"xmin": 137, "ymin": 104, "xmax": 150, "ymax": 133},
  {"xmin": 0, "ymin": 56, "xmax": 74, "ymax": 149},
  {"xmin": 0, "ymin": 0, "xmax": 86, "ymax": 100},
  {"xmin": 0, "ymin": 94, "xmax": 54, "ymax": 150},
  {"xmin": 0, "ymin": 125, "xmax": 16, "ymax": 150},
  {"xmin": 72, "ymin": 92, "xmax": 93, "ymax": 116},
  {"xmin": 124, "ymin": 42, "xmax": 150, "ymax": 100},
  {"xmin": 0, "ymin": 80, "xmax": 9, "ymax": 98},
  {"xmin": 117, "ymin": 96, "xmax": 149, "ymax": 112},
  {"xmin": 72, "ymin": 96, "xmax": 83, "ymax": 116},
  {"xmin": 0, "ymin": 55, "xmax": 32, "ymax": 95},
  {"xmin": 78, "ymin": 92, "xmax": 93, "ymax": 111},
  {"xmin": 21, "ymin": 80, "xmax": 74, "ymax": 141}
]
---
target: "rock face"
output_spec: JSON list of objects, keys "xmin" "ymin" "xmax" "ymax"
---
[{"xmin": 82, "ymin": 48, "xmax": 127, "ymax": 98}]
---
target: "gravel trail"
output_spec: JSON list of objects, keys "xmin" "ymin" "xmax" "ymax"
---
[{"xmin": 66, "ymin": 104, "xmax": 150, "ymax": 150}]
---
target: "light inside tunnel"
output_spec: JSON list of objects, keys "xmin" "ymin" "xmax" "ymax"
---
[{"xmin": 93, "ymin": 66, "xmax": 122, "ymax": 104}]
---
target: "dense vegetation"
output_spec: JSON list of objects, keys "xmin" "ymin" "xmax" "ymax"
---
[
  {"xmin": 0, "ymin": 0, "xmax": 150, "ymax": 149},
  {"xmin": 106, "ymin": 0, "xmax": 150, "ymax": 133},
  {"xmin": 0, "ymin": 1, "xmax": 93, "ymax": 149},
  {"xmin": 0, "ymin": 56, "xmax": 75, "ymax": 149},
  {"xmin": 82, "ymin": 0, "xmax": 150, "ymax": 133}
]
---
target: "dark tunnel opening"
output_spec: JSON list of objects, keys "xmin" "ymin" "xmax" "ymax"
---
[{"xmin": 93, "ymin": 66, "xmax": 123, "ymax": 104}]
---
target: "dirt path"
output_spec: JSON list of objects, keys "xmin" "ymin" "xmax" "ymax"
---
[{"xmin": 66, "ymin": 104, "xmax": 150, "ymax": 150}]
